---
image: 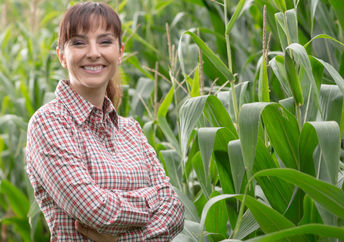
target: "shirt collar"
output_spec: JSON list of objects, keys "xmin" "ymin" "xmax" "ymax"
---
[
  {"xmin": 103, "ymin": 95, "xmax": 119, "ymax": 128},
  {"xmin": 55, "ymin": 80, "xmax": 118, "ymax": 127}
]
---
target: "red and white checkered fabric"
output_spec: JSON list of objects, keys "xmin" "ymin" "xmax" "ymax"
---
[{"xmin": 26, "ymin": 80, "xmax": 184, "ymax": 241}]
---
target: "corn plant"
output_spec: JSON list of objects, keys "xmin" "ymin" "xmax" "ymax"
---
[
  {"xmin": 148, "ymin": 0, "xmax": 344, "ymax": 241},
  {"xmin": 1, "ymin": 0, "xmax": 344, "ymax": 241}
]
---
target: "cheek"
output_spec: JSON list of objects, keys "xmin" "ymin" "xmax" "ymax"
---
[
  {"xmin": 65, "ymin": 52, "xmax": 82, "ymax": 78},
  {"xmin": 105, "ymin": 47, "xmax": 121, "ymax": 65},
  {"xmin": 106, "ymin": 54, "xmax": 118, "ymax": 65}
]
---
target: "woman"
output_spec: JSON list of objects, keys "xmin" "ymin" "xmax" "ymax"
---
[{"xmin": 25, "ymin": 2, "xmax": 184, "ymax": 241}]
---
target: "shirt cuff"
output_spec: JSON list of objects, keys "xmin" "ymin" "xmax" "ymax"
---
[
  {"xmin": 141, "ymin": 186, "xmax": 159, "ymax": 214},
  {"xmin": 118, "ymin": 229, "xmax": 145, "ymax": 241}
]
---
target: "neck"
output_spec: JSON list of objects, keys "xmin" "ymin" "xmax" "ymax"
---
[{"xmin": 69, "ymin": 81, "xmax": 107, "ymax": 109}]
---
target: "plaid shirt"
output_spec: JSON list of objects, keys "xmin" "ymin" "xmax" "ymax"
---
[{"xmin": 26, "ymin": 80, "xmax": 184, "ymax": 241}]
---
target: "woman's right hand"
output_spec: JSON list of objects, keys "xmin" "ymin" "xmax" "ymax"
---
[{"xmin": 75, "ymin": 221, "xmax": 119, "ymax": 242}]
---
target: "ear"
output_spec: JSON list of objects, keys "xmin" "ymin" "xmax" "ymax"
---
[
  {"xmin": 56, "ymin": 47, "xmax": 66, "ymax": 68},
  {"xmin": 119, "ymin": 45, "xmax": 125, "ymax": 64}
]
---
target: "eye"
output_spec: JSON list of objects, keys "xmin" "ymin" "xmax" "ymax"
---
[
  {"xmin": 71, "ymin": 40, "xmax": 85, "ymax": 46},
  {"xmin": 101, "ymin": 39, "xmax": 113, "ymax": 45}
]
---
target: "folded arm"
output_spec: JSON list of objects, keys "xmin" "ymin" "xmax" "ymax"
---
[
  {"xmin": 120, "ymin": 120, "xmax": 185, "ymax": 241},
  {"xmin": 26, "ymin": 112, "xmax": 156, "ymax": 234}
]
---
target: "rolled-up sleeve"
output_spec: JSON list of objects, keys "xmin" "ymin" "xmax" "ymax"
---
[
  {"xmin": 26, "ymin": 111, "xmax": 155, "ymax": 234},
  {"xmin": 134, "ymin": 120, "xmax": 185, "ymax": 241}
]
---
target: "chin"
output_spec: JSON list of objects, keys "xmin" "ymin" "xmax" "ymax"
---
[{"xmin": 82, "ymin": 78, "xmax": 108, "ymax": 88}]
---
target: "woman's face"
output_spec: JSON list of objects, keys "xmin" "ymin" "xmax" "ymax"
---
[{"xmin": 58, "ymin": 21, "xmax": 122, "ymax": 92}]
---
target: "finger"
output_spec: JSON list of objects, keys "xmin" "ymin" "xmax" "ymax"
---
[
  {"xmin": 75, "ymin": 221, "xmax": 99, "ymax": 241},
  {"xmin": 75, "ymin": 221, "xmax": 119, "ymax": 242}
]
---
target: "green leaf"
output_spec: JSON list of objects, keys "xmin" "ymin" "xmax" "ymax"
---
[
  {"xmin": 253, "ymin": 139, "xmax": 294, "ymax": 215},
  {"xmin": 185, "ymin": 67, "xmax": 200, "ymax": 97},
  {"xmin": 126, "ymin": 55, "xmax": 154, "ymax": 79},
  {"xmin": 225, "ymin": 0, "xmax": 247, "ymax": 34},
  {"xmin": 314, "ymin": 57, "xmax": 344, "ymax": 95},
  {"xmin": 194, "ymin": 192, "xmax": 207, "ymax": 218},
  {"xmin": 228, "ymin": 140, "xmax": 245, "ymax": 194},
  {"xmin": 235, "ymin": 210, "xmax": 260, "ymax": 240},
  {"xmin": 275, "ymin": 9, "xmax": 298, "ymax": 51},
  {"xmin": 19, "ymin": 81, "xmax": 34, "ymax": 117},
  {"xmin": 213, "ymin": 148, "xmax": 238, "ymax": 229},
  {"xmin": 239, "ymin": 102, "xmax": 270, "ymax": 178},
  {"xmin": 329, "ymin": 0, "xmax": 344, "ymax": 31},
  {"xmin": 310, "ymin": 0, "xmax": 320, "ymax": 34},
  {"xmin": 303, "ymin": 56, "xmax": 325, "ymax": 122},
  {"xmin": 197, "ymin": 127, "xmax": 238, "ymax": 227},
  {"xmin": 204, "ymin": 191, "xmax": 228, "ymax": 240},
  {"xmin": 233, "ymin": 82, "xmax": 249, "ymax": 122},
  {"xmin": 173, "ymin": 188, "xmax": 200, "ymax": 223},
  {"xmin": 199, "ymin": 127, "xmax": 237, "ymax": 192},
  {"xmin": 184, "ymin": 31, "xmax": 234, "ymax": 82},
  {"xmin": 284, "ymin": 9, "xmax": 298, "ymax": 43},
  {"xmin": 258, "ymin": 57, "xmax": 270, "ymax": 102},
  {"xmin": 131, "ymin": 77, "xmax": 154, "ymax": 116},
  {"xmin": 304, "ymin": 34, "xmax": 344, "ymax": 49},
  {"xmin": 307, "ymin": 121, "xmax": 340, "ymax": 185},
  {"xmin": 272, "ymin": 0, "xmax": 287, "ymax": 12},
  {"xmin": 286, "ymin": 44, "xmax": 320, "ymax": 110},
  {"xmin": 261, "ymin": 104, "xmax": 300, "ymax": 169},
  {"xmin": 1, "ymin": 217, "xmax": 31, "ymax": 242},
  {"xmin": 179, "ymin": 95, "xmax": 237, "ymax": 159},
  {"xmin": 192, "ymin": 65, "xmax": 200, "ymax": 97},
  {"xmin": 143, "ymin": 121, "xmax": 156, "ymax": 147},
  {"xmin": 179, "ymin": 96, "xmax": 207, "ymax": 159},
  {"xmin": 299, "ymin": 123, "xmax": 317, "ymax": 176},
  {"xmin": 160, "ymin": 150, "xmax": 183, "ymax": 191},
  {"xmin": 158, "ymin": 118, "xmax": 180, "ymax": 154},
  {"xmin": 246, "ymin": 224, "xmax": 344, "ymax": 241},
  {"xmin": 299, "ymin": 195, "xmax": 322, "ymax": 225},
  {"xmin": 198, "ymin": 128, "xmax": 218, "ymax": 183},
  {"xmin": 320, "ymin": 84, "xmax": 343, "ymax": 124},
  {"xmin": 200, "ymin": 194, "xmax": 301, "ymax": 239},
  {"xmin": 158, "ymin": 85, "xmax": 174, "ymax": 118},
  {"xmin": 275, "ymin": 13, "xmax": 288, "ymax": 51},
  {"xmin": 192, "ymin": 152, "xmax": 211, "ymax": 199},
  {"xmin": 157, "ymin": 85, "xmax": 180, "ymax": 153},
  {"xmin": 173, "ymin": 219, "xmax": 202, "ymax": 241},
  {"xmin": 254, "ymin": 168, "xmax": 344, "ymax": 219},
  {"xmin": 284, "ymin": 50, "xmax": 303, "ymax": 105},
  {"xmin": 270, "ymin": 56, "xmax": 292, "ymax": 97},
  {"xmin": 155, "ymin": 0, "xmax": 174, "ymax": 13},
  {"xmin": 0, "ymin": 179, "xmax": 30, "ymax": 218},
  {"xmin": 279, "ymin": 97, "xmax": 295, "ymax": 115},
  {"xmin": 27, "ymin": 199, "xmax": 42, "ymax": 241},
  {"xmin": 203, "ymin": 96, "xmax": 237, "ymax": 136},
  {"xmin": 123, "ymin": 25, "xmax": 158, "ymax": 53}
]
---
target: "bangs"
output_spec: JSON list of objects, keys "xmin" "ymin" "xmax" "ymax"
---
[{"xmin": 59, "ymin": 2, "xmax": 122, "ymax": 49}]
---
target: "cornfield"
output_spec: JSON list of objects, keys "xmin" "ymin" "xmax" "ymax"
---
[{"xmin": 1, "ymin": 0, "xmax": 344, "ymax": 241}]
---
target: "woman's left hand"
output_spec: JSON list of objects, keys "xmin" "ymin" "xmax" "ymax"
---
[{"xmin": 75, "ymin": 221, "xmax": 119, "ymax": 242}]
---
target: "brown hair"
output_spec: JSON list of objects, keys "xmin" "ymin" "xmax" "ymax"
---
[{"xmin": 58, "ymin": 2, "xmax": 122, "ymax": 109}]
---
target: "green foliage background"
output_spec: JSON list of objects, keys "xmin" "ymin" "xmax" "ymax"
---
[{"xmin": 0, "ymin": 0, "xmax": 344, "ymax": 241}]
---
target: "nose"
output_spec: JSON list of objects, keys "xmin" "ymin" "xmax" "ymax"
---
[{"xmin": 86, "ymin": 41, "xmax": 100, "ymax": 60}]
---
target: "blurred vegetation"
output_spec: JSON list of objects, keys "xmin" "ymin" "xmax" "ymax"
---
[{"xmin": 1, "ymin": 0, "xmax": 344, "ymax": 241}]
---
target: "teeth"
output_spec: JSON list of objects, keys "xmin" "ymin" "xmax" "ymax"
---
[{"xmin": 84, "ymin": 66, "xmax": 103, "ymax": 71}]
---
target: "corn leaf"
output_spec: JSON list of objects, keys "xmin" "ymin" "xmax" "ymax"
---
[
  {"xmin": 254, "ymin": 168, "xmax": 344, "ymax": 218},
  {"xmin": 239, "ymin": 102, "xmax": 270, "ymax": 177},
  {"xmin": 0, "ymin": 180, "xmax": 29, "ymax": 218},
  {"xmin": 185, "ymin": 31, "xmax": 234, "ymax": 82}
]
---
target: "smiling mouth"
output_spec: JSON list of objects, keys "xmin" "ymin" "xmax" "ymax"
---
[{"xmin": 82, "ymin": 65, "xmax": 105, "ymax": 73}]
